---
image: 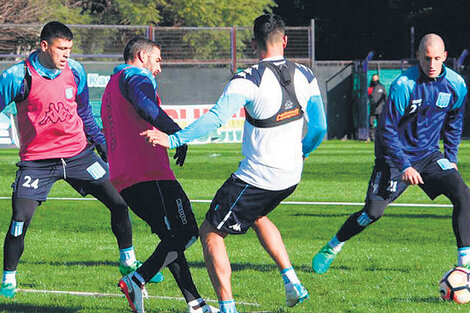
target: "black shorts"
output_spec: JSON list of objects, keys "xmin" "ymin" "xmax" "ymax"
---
[
  {"xmin": 366, "ymin": 151, "xmax": 459, "ymax": 203},
  {"xmin": 11, "ymin": 146, "xmax": 109, "ymax": 202},
  {"xmin": 206, "ymin": 174, "xmax": 297, "ymax": 234},
  {"xmin": 120, "ymin": 180, "xmax": 198, "ymax": 239}
]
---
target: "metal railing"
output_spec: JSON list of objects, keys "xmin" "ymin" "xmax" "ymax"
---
[{"xmin": 0, "ymin": 23, "xmax": 312, "ymax": 71}]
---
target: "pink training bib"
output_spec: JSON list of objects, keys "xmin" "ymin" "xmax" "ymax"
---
[
  {"xmin": 17, "ymin": 60, "xmax": 87, "ymax": 160},
  {"xmin": 101, "ymin": 69, "xmax": 175, "ymax": 192}
]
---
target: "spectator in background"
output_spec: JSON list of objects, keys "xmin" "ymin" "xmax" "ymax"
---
[{"xmin": 368, "ymin": 74, "xmax": 386, "ymax": 141}]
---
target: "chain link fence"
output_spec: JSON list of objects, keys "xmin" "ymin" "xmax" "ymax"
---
[{"xmin": 0, "ymin": 24, "xmax": 312, "ymax": 68}]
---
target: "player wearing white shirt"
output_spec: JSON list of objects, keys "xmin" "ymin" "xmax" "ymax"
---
[{"xmin": 142, "ymin": 14, "xmax": 326, "ymax": 313}]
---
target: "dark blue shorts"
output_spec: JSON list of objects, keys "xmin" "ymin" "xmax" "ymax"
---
[
  {"xmin": 11, "ymin": 146, "xmax": 109, "ymax": 202},
  {"xmin": 206, "ymin": 174, "xmax": 297, "ymax": 234},
  {"xmin": 366, "ymin": 151, "xmax": 459, "ymax": 203}
]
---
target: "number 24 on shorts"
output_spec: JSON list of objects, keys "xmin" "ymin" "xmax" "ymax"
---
[{"xmin": 22, "ymin": 176, "xmax": 39, "ymax": 189}]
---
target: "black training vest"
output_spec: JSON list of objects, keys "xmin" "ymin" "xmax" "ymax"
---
[{"xmin": 245, "ymin": 60, "xmax": 304, "ymax": 128}]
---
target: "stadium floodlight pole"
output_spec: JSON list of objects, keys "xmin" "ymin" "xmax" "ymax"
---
[
  {"xmin": 410, "ymin": 26, "xmax": 415, "ymax": 58},
  {"xmin": 230, "ymin": 26, "xmax": 237, "ymax": 74},
  {"xmin": 362, "ymin": 51, "xmax": 374, "ymax": 73},
  {"xmin": 148, "ymin": 24, "xmax": 154, "ymax": 41},
  {"xmin": 456, "ymin": 49, "xmax": 469, "ymax": 72},
  {"xmin": 309, "ymin": 19, "xmax": 315, "ymax": 69}
]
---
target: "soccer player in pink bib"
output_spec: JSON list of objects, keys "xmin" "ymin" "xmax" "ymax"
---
[
  {"xmin": 102, "ymin": 37, "xmax": 217, "ymax": 313},
  {"xmin": 0, "ymin": 21, "xmax": 143, "ymax": 298}
]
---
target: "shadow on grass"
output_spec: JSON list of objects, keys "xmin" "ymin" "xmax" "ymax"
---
[
  {"xmin": 189, "ymin": 261, "xmax": 343, "ymax": 276},
  {"xmin": 363, "ymin": 266, "xmax": 411, "ymax": 273},
  {"xmin": 0, "ymin": 303, "xmax": 80, "ymax": 313},
  {"xmin": 188, "ymin": 261, "xmax": 279, "ymax": 272},
  {"xmin": 296, "ymin": 264, "xmax": 353, "ymax": 273},
  {"xmin": 390, "ymin": 296, "xmax": 442, "ymax": 304},
  {"xmin": 20, "ymin": 260, "xmax": 118, "ymax": 267},
  {"xmin": 292, "ymin": 212, "xmax": 450, "ymax": 219}
]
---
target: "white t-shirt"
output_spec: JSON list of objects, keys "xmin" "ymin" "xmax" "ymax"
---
[{"xmin": 169, "ymin": 56, "xmax": 326, "ymax": 191}]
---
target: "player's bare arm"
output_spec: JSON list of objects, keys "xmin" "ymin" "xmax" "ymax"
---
[{"xmin": 140, "ymin": 129, "xmax": 169, "ymax": 148}]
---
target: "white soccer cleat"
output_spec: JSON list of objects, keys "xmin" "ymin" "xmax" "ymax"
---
[
  {"xmin": 285, "ymin": 282, "xmax": 309, "ymax": 307},
  {"xmin": 118, "ymin": 274, "xmax": 145, "ymax": 313},
  {"xmin": 188, "ymin": 303, "xmax": 220, "ymax": 313}
]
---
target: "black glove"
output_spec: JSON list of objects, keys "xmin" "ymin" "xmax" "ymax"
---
[
  {"xmin": 95, "ymin": 142, "xmax": 108, "ymax": 163},
  {"xmin": 173, "ymin": 144, "xmax": 188, "ymax": 167}
]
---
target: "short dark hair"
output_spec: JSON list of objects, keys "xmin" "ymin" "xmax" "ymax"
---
[
  {"xmin": 40, "ymin": 21, "xmax": 73, "ymax": 42},
  {"xmin": 253, "ymin": 14, "xmax": 285, "ymax": 51},
  {"xmin": 123, "ymin": 36, "xmax": 160, "ymax": 62}
]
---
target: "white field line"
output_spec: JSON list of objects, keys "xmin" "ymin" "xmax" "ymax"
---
[
  {"xmin": 0, "ymin": 196, "xmax": 453, "ymax": 208},
  {"xmin": 17, "ymin": 288, "xmax": 259, "ymax": 306},
  {"xmin": 8, "ymin": 196, "xmax": 449, "ymax": 308}
]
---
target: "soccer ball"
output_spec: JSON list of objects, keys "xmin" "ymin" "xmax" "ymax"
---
[{"xmin": 440, "ymin": 267, "xmax": 470, "ymax": 304}]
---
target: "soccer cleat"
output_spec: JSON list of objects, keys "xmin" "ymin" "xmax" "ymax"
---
[
  {"xmin": 312, "ymin": 244, "xmax": 338, "ymax": 274},
  {"xmin": 119, "ymin": 260, "xmax": 143, "ymax": 276},
  {"xmin": 119, "ymin": 260, "xmax": 164, "ymax": 284},
  {"xmin": 0, "ymin": 283, "xmax": 16, "ymax": 299},
  {"xmin": 118, "ymin": 274, "xmax": 145, "ymax": 313},
  {"xmin": 188, "ymin": 303, "xmax": 220, "ymax": 313},
  {"xmin": 148, "ymin": 271, "xmax": 164, "ymax": 284},
  {"xmin": 285, "ymin": 282, "xmax": 309, "ymax": 307}
]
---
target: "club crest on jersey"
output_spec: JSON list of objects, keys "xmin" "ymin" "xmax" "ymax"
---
[
  {"xmin": 436, "ymin": 92, "xmax": 451, "ymax": 108},
  {"xmin": 65, "ymin": 88, "xmax": 74, "ymax": 99}
]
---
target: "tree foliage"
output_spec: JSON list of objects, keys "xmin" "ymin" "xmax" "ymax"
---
[
  {"xmin": 168, "ymin": 0, "xmax": 274, "ymax": 26},
  {"xmin": 0, "ymin": 0, "xmax": 275, "ymax": 59},
  {"xmin": 0, "ymin": 0, "xmax": 45, "ymax": 54}
]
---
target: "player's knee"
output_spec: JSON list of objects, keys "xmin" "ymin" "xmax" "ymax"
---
[
  {"xmin": 183, "ymin": 225, "xmax": 199, "ymax": 249},
  {"xmin": 171, "ymin": 226, "xmax": 198, "ymax": 251},
  {"xmin": 446, "ymin": 177, "xmax": 470, "ymax": 207},
  {"xmin": 454, "ymin": 184, "xmax": 470, "ymax": 208},
  {"xmin": 112, "ymin": 201, "xmax": 130, "ymax": 217},
  {"xmin": 8, "ymin": 220, "xmax": 27, "ymax": 238},
  {"xmin": 359, "ymin": 202, "xmax": 387, "ymax": 226},
  {"xmin": 356, "ymin": 211, "xmax": 374, "ymax": 226}
]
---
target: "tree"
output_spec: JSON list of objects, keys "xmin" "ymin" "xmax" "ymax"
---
[
  {"xmin": 168, "ymin": 0, "xmax": 274, "ymax": 27},
  {"xmin": 0, "ymin": 0, "xmax": 45, "ymax": 54},
  {"xmin": 0, "ymin": 0, "xmax": 91, "ymax": 55},
  {"xmin": 158, "ymin": 0, "xmax": 275, "ymax": 61},
  {"xmin": 0, "ymin": 0, "xmax": 276, "ymax": 60}
]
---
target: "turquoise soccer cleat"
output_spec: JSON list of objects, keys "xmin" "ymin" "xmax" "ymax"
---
[
  {"xmin": 119, "ymin": 274, "xmax": 145, "ymax": 313},
  {"xmin": 312, "ymin": 244, "xmax": 338, "ymax": 274},
  {"xmin": 148, "ymin": 272, "xmax": 164, "ymax": 284},
  {"xmin": 0, "ymin": 282, "xmax": 16, "ymax": 299},
  {"xmin": 119, "ymin": 260, "xmax": 164, "ymax": 284}
]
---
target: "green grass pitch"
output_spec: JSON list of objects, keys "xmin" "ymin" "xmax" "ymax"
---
[{"xmin": 0, "ymin": 140, "xmax": 469, "ymax": 312}]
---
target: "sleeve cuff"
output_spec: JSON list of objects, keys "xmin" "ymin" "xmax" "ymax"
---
[
  {"xmin": 168, "ymin": 134, "xmax": 180, "ymax": 149},
  {"xmin": 401, "ymin": 166, "xmax": 412, "ymax": 174}
]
